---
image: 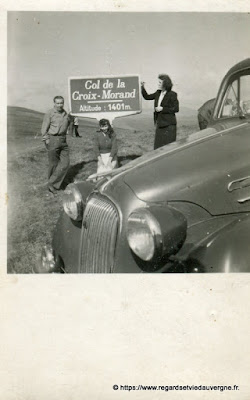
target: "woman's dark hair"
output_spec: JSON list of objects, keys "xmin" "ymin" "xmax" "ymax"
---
[
  {"xmin": 158, "ymin": 74, "xmax": 173, "ymax": 91},
  {"xmin": 99, "ymin": 118, "xmax": 114, "ymax": 137}
]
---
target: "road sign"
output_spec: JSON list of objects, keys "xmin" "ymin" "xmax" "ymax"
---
[{"xmin": 68, "ymin": 75, "xmax": 141, "ymax": 122}]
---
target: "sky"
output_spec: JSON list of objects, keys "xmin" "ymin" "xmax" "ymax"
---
[{"xmin": 7, "ymin": 11, "xmax": 250, "ymax": 113}]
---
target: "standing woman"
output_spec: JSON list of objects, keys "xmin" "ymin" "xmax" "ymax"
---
[
  {"xmin": 93, "ymin": 119, "xmax": 118, "ymax": 174},
  {"xmin": 141, "ymin": 74, "xmax": 179, "ymax": 149}
]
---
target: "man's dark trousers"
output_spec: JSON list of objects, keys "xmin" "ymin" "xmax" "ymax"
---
[{"xmin": 47, "ymin": 135, "xmax": 69, "ymax": 189}]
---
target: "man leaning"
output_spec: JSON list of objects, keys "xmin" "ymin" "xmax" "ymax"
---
[{"xmin": 41, "ymin": 96, "xmax": 70, "ymax": 194}]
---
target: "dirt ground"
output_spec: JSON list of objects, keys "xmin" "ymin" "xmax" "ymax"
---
[{"xmin": 7, "ymin": 106, "xmax": 198, "ymax": 273}]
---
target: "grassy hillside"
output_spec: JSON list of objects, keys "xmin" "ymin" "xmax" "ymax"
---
[{"xmin": 7, "ymin": 106, "xmax": 198, "ymax": 273}]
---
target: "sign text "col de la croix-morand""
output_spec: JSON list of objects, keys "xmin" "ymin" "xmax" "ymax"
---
[{"xmin": 68, "ymin": 75, "xmax": 141, "ymax": 119}]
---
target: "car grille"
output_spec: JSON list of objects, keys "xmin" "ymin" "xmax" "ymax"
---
[{"xmin": 80, "ymin": 196, "xmax": 118, "ymax": 273}]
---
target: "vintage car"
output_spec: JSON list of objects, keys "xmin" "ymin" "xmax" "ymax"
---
[{"xmin": 36, "ymin": 58, "xmax": 250, "ymax": 273}]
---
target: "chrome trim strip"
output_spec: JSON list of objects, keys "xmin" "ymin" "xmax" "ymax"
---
[
  {"xmin": 238, "ymin": 196, "xmax": 250, "ymax": 204},
  {"xmin": 228, "ymin": 175, "xmax": 250, "ymax": 192}
]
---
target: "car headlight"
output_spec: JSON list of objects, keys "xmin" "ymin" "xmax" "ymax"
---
[
  {"xmin": 127, "ymin": 206, "xmax": 187, "ymax": 264},
  {"xmin": 63, "ymin": 183, "xmax": 85, "ymax": 221},
  {"xmin": 127, "ymin": 208, "xmax": 162, "ymax": 261}
]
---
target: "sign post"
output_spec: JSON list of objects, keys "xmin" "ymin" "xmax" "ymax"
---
[{"xmin": 68, "ymin": 75, "xmax": 141, "ymax": 123}]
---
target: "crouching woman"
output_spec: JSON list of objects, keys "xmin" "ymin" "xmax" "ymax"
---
[{"xmin": 93, "ymin": 119, "xmax": 118, "ymax": 174}]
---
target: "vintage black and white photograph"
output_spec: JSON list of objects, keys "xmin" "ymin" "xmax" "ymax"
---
[
  {"xmin": 2, "ymin": 3, "xmax": 250, "ymax": 400},
  {"xmin": 7, "ymin": 11, "xmax": 250, "ymax": 274}
]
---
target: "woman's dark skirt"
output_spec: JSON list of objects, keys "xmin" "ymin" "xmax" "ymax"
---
[{"xmin": 154, "ymin": 124, "xmax": 177, "ymax": 150}]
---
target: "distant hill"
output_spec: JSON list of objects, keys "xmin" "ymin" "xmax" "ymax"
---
[
  {"xmin": 179, "ymin": 106, "xmax": 198, "ymax": 117},
  {"xmin": 114, "ymin": 106, "xmax": 197, "ymax": 131},
  {"xmin": 8, "ymin": 106, "xmax": 44, "ymax": 116},
  {"xmin": 141, "ymin": 103, "xmax": 197, "ymax": 115},
  {"xmin": 7, "ymin": 106, "xmax": 45, "ymax": 139},
  {"xmin": 7, "ymin": 105, "xmax": 198, "ymax": 136},
  {"xmin": 8, "ymin": 104, "xmax": 196, "ymax": 117}
]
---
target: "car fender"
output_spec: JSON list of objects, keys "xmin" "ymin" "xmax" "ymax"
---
[{"xmin": 184, "ymin": 215, "xmax": 250, "ymax": 272}]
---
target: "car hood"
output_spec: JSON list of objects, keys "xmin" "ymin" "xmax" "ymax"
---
[{"xmin": 102, "ymin": 122, "xmax": 250, "ymax": 215}]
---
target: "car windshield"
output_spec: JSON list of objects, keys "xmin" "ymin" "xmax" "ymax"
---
[
  {"xmin": 220, "ymin": 73, "xmax": 250, "ymax": 117},
  {"xmin": 240, "ymin": 75, "xmax": 250, "ymax": 115}
]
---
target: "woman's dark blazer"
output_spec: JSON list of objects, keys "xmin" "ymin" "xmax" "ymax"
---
[{"xmin": 141, "ymin": 87, "xmax": 179, "ymax": 128}]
